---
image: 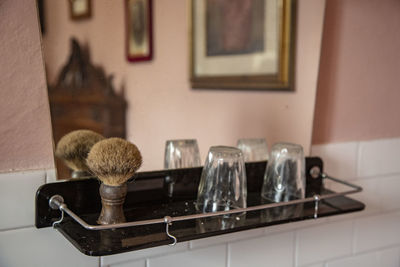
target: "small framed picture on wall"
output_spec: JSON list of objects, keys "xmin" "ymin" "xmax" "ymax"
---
[
  {"xmin": 69, "ymin": 0, "xmax": 92, "ymax": 20},
  {"xmin": 126, "ymin": 0, "xmax": 153, "ymax": 62}
]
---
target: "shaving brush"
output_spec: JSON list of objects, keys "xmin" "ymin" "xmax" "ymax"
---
[
  {"xmin": 55, "ymin": 130, "xmax": 105, "ymax": 178},
  {"xmin": 86, "ymin": 137, "xmax": 142, "ymax": 224}
]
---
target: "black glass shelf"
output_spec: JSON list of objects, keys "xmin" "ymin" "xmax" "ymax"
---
[{"xmin": 35, "ymin": 157, "xmax": 365, "ymax": 256}]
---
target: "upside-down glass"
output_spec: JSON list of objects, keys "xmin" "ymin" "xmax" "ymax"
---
[
  {"xmin": 261, "ymin": 143, "xmax": 305, "ymax": 202},
  {"xmin": 164, "ymin": 139, "xmax": 201, "ymax": 169},
  {"xmin": 164, "ymin": 139, "xmax": 201, "ymax": 197},
  {"xmin": 237, "ymin": 138, "xmax": 269, "ymax": 162},
  {"xmin": 196, "ymin": 146, "xmax": 247, "ymax": 213}
]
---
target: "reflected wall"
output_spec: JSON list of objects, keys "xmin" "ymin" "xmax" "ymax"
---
[{"xmin": 43, "ymin": 0, "xmax": 326, "ymax": 172}]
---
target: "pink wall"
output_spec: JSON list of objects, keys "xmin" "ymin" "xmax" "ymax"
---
[
  {"xmin": 43, "ymin": 0, "xmax": 326, "ymax": 171},
  {"xmin": 312, "ymin": 0, "xmax": 400, "ymax": 144},
  {"xmin": 0, "ymin": 0, "xmax": 54, "ymax": 172}
]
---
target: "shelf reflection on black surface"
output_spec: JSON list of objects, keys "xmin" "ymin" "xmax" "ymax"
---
[
  {"xmin": 260, "ymin": 197, "xmax": 304, "ymax": 223},
  {"xmin": 196, "ymin": 214, "xmax": 246, "ymax": 233}
]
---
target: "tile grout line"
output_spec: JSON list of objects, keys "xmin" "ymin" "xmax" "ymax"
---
[
  {"xmin": 0, "ymin": 168, "xmax": 51, "ymax": 176},
  {"xmin": 350, "ymin": 244, "xmax": 400, "ymax": 258},
  {"xmin": 326, "ymin": 244, "xmax": 400, "ymax": 266},
  {"xmin": 351, "ymin": 220, "xmax": 356, "ymax": 255},
  {"xmin": 226, "ymin": 243, "xmax": 231, "ymax": 267},
  {"xmin": 356, "ymin": 141, "xmax": 362, "ymax": 179},
  {"xmin": 0, "ymin": 225, "xmax": 36, "ymax": 233},
  {"xmin": 293, "ymin": 231, "xmax": 299, "ymax": 267}
]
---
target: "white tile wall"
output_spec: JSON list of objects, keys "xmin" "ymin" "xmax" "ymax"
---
[
  {"xmin": 353, "ymin": 212, "xmax": 400, "ymax": 253},
  {"xmin": 301, "ymin": 263, "xmax": 324, "ymax": 267},
  {"xmin": 229, "ymin": 231, "xmax": 294, "ymax": 267},
  {"xmin": 0, "ymin": 227, "xmax": 99, "ymax": 267},
  {"xmin": 45, "ymin": 168, "xmax": 57, "ymax": 183},
  {"xmin": 106, "ymin": 259, "xmax": 146, "ymax": 267},
  {"xmin": 377, "ymin": 174, "xmax": 400, "ymax": 212},
  {"xmin": 1, "ymin": 137, "xmax": 400, "ymax": 266},
  {"xmin": 101, "ymin": 242, "xmax": 189, "ymax": 266},
  {"xmin": 148, "ymin": 244, "xmax": 226, "ymax": 267},
  {"xmin": 378, "ymin": 246, "xmax": 400, "ymax": 267},
  {"xmin": 326, "ymin": 246, "xmax": 400, "ymax": 267},
  {"xmin": 0, "ymin": 170, "xmax": 45, "ymax": 230},
  {"xmin": 296, "ymin": 220, "xmax": 353, "ymax": 266},
  {"xmin": 325, "ymin": 251, "xmax": 377, "ymax": 267},
  {"xmin": 357, "ymin": 138, "xmax": 400, "ymax": 177},
  {"xmin": 264, "ymin": 216, "xmax": 330, "ymax": 236}
]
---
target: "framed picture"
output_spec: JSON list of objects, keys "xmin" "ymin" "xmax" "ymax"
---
[
  {"xmin": 69, "ymin": 0, "xmax": 92, "ymax": 20},
  {"xmin": 190, "ymin": 0, "xmax": 296, "ymax": 90},
  {"xmin": 126, "ymin": 0, "xmax": 153, "ymax": 62}
]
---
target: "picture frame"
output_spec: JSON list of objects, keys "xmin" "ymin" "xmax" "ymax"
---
[
  {"xmin": 126, "ymin": 0, "xmax": 153, "ymax": 62},
  {"xmin": 69, "ymin": 0, "xmax": 92, "ymax": 20},
  {"xmin": 190, "ymin": 0, "xmax": 296, "ymax": 91}
]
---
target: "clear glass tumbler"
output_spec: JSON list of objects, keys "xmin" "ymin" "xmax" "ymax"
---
[
  {"xmin": 196, "ymin": 146, "xmax": 247, "ymax": 213},
  {"xmin": 164, "ymin": 139, "xmax": 201, "ymax": 197},
  {"xmin": 261, "ymin": 143, "xmax": 305, "ymax": 202},
  {"xmin": 164, "ymin": 139, "xmax": 201, "ymax": 169},
  {"xmin": 237, "ymin": 138, "xmax": 269, "ymax": 162}
]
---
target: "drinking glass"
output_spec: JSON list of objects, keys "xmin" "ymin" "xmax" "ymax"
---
[
  {"xmin": 261, "ymin": 143, "xmax": 305, "ymax": 202},
  {"xmin": 164, "ymin": 139, "xmax": 201, "ymax": 169},
  {"xmin": 237, "ymin": 138, "xmax": 269, "ymax": 162},
  {"xmin": 196, "ymin": 146, "xmax": 247, "ymax": 213}
]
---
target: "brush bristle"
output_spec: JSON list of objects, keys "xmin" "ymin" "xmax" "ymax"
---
[
  {"xmin": 55, "ymin": 130, "xmax": 105, "ymax": 171},
  {"xmin": 86, "ymin": 138, "xmax": 142, "ymax": 186}
]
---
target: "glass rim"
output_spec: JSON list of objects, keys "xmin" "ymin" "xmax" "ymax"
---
[
  {"xmin": 237, "ymin": 138, "xmax": 268, "ymax": 144},
  {"xmin": 209, "ymin": 145, "xmax": 242, "ymax": 154},
  {"xmin": 165, "ymin": 139, "xmax": 198, "ymax": 143},
  {"xmin": 270, "ymin": 142, "xmax": 303, "ymax": 151}
]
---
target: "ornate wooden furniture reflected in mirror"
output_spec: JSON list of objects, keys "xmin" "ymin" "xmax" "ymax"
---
[{"xmin": 48, "ymin": 38, "xmax": 127, "ymax": 179}]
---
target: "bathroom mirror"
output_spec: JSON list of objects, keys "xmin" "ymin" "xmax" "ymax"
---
[{"xmin": 38, "ymin": 0, "xmax": 326, "ymax": 179}]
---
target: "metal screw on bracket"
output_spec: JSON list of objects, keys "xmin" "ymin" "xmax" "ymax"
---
[
  {"xmin": 49, "ymin": 195, "xmax": 64, "ymax": 210},
  {"xmin": 310, "ymin": 166, "xmax": 321, "ymax": 179}
]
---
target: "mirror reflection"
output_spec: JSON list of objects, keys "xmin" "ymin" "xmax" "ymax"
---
[{"xmin": 39, "ymin": 0, "xmax": 321, "ymax": 179}]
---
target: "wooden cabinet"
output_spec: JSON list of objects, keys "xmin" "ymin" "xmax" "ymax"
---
[{"xmin": 48, "ymin": 39, "xmax": 126, "ymax": 179}]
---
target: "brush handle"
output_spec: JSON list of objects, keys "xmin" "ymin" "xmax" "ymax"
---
[{"xmin": 97, "ymin": 183, "xmax": 128, "ymax": 225}]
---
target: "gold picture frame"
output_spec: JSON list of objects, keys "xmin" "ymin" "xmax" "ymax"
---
[
  {"xmin": 69, "ymin": 0, "xmax": 92, "ymax": 20},
  {"xmin": 190, "ymin": 0, "xmax": 296, "ymax": 91}
]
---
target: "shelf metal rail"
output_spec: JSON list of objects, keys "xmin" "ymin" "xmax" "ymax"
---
[{"xmin": 49, "ymin": 173, "xmax": 362, "ymax": 245}]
